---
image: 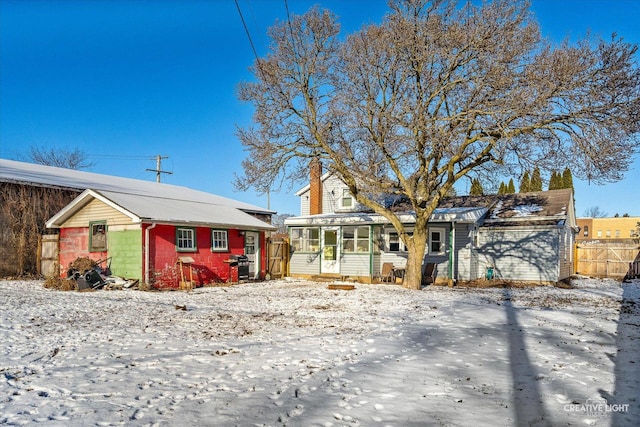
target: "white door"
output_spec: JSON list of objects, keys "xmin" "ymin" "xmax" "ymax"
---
[
  {"xmin": 321, "ymin": 228, "xmax": 340, "ymax": 274},
  {"xmin": 244, "ymin": 231, "xmax": 259, "ymax": 278}
]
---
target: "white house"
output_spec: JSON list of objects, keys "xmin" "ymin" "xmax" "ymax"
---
[{"xmin": 285, "ymin": 162, "xmax": 578, "ymax": 285}]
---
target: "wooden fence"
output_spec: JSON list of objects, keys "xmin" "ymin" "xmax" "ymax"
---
[
  {"xmin": 267, "ymin": 236, "xmax": 289, "ymax": 279},
  {"xmin": 575, "ymin": 242, "xmax": 640, "ymax": 279},
  {"xmin": 38, "ymin": 234, "xmax": 59, "ymax": 277}
]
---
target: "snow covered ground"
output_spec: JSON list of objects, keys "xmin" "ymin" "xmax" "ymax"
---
[{"xmin": 1, "ymin": 277, "xmax": 638, "ymax": 427}]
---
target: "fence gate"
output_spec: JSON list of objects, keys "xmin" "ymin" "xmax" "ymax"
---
[
  {"xmin": 267, "ymin": 236, "xmax": 289, "ymax": 279},
  {"xmin": 576, "ymin": 242, "xmax": 640, "ymax": 279},
  {"xmin": 39, "ymin": 234, "xmax": 59, "ymax": 277}
]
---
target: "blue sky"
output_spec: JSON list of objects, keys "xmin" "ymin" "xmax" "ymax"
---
[{"xmin": 1, "ymin": 0, "xmax": 639, "ymax": 217}]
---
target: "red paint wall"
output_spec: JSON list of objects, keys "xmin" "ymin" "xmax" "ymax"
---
[
  {"xmin": 58, "ymin": 227, "xmax": 108, "ymax": 276},
  {"xmin": 146, "ymin": 224, "xmax": 267, "ymax": 289}
]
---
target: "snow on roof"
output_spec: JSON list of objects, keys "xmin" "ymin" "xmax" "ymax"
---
[
  {"xmin": 0, "ymin": 159, "xmax": 274, "ymax": 215},
  {"xmin": 46, "ymin": 189, "xmax": 276, "ymax": 230},
  {"xmin": 285, "ymin": 207, "xmax": 487, "ymax": 226}
]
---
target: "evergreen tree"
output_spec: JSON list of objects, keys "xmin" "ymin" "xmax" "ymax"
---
[
  {"xmin": 530, "ymin": 167, "xmax": 543, "ymax": 191},
  {"xmin": 470, "ymin": 178, "xmax": 484, "ymax": 195},
  {"xmin": 507, "ymin": 178, "xmax": 516, "ymax": 193},
  {"xmin": 548, "ymin": 170, "xmax": 561, "ymax": 190},
  {"xmin": 498, "ymin": 182, "xmax": 506, "ymax": 195},
  {"xmin": 562, "ymin": 167, "xmax": 574, "ymax": 190},
  {"xmin": 519, "ymin": 171, "xmax": 531, "ymax": 193}
]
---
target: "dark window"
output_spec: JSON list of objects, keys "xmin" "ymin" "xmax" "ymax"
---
[{"xmin": 89, "ymin": 221, "xmax": 107, "ymax": 252}]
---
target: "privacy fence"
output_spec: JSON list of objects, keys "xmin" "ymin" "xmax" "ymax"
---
[{"xmin": 575, "ymin": 242, "xmax": 640, "ymax": 279}]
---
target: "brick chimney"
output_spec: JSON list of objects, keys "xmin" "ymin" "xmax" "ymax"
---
[{"xmin": 309, "ymin": 158, "xmax": 323, "ymax": 215}]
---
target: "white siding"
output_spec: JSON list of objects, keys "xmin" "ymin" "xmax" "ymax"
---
[
  {"xmin": 298, "ymin": 175, "xmax": 363, "ymax": 215},
  {"xmin": 289, "ymin": 251, "xmax": 321, "ymax": 275},
  {"xmin": 61, "ymin": 199, "xmax": 132, "ymax": 228},
  {"xmin": 340, "ymin": 254, "xmax": 371, "ymax": 277},
  {"xmin": 477, "ymin": 227, "xmax": 560, "ymax": 282}
]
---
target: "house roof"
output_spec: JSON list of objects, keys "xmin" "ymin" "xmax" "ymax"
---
[
  {"xmin": 471, "ymin": 189, "xmax": 574, "ymax": 227},
  {"xmin": 284, "ymin": 207, "xmax": 488, "ymax": 226},
  {"xmin": 0, "ymin": 158, "xmax": 275, "ymax": 215},
  {"xmin": 286, "ymin": 188, "xmax": 575, "ymax": 229},
  {"xmin": 46, "ymin": 189, "xmax": 276, "ymax": 231}
]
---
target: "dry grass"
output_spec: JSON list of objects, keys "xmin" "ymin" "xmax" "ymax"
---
[{"xmin": 43, "ymin": 275, "xmax": 77, "ymax": 291}]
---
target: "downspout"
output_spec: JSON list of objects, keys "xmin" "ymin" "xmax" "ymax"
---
[
  {"xmin": 449, "ymin": 222, "xmax": 456, "ymax": 286},
  {"xmin": 144, "ymin": 223, "xmax": 157, "ymax": 284}
]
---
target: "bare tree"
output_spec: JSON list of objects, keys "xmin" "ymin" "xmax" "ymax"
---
[
  {"xmin": 28, "ymin": 145, "xmax": 95, "ymax": 170},
  {"xmin": 583, "ymin": 206, "xmax": 609, "ymax": 218},
  {"xmin": 236, "ymin": 0, "xmax": 640, "ymax": 289},
  {"xmin": 271, "ymin": 213, "xmax": 294, "ymax": 234}
]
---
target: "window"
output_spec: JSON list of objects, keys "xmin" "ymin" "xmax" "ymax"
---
[
  {"xmin": 606, "ymin": 230, "xmax": 611, "ymax": 237},
  {"xmin": 389, "ymin": 232, "xmax": 401, "ymax": 252},
  {"xmin": 89, "ymin": 221, "xmax": 107, "ymax": 252},
  {"xmin": 290, "ymin": 227, "xmax": 320, "ymax": 252},
  {"xmin": 388, "ymin": 230, "xmax": 411, "ymax": 252},
  {"xmin": 583, "ymin": 225, "xmax": 589, "ymax": 237},
  {"xmin": 211, "ymin": 230, "xmax": 228, "ymax": 251},
  {"xmin": 245, "ymin": 233, "xmax": 256, "ymax": 255},
  {"xmin": 429, "ymin": 228, "xmax": 446, "ymax": 254},
  {"xmin": 176, "ymin": 228, "xmax": 196, "ymax": 251},
  {"xmin": 597, "ymin": 230, "xmax": 602, "ymax": 237},
  {"xmin": 340, "ymin": 189, "xmax": 353, "ymax": 209},
  {"xmin": 342, "ymin": 226, "xmax": 370, "ymax": 253},
  {"xmin": 615, "ymin": 230, "xmax": 620, "ymax": 238}
]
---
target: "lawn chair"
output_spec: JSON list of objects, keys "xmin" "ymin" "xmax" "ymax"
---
[
  {"xmin": 422, "ymin": 262, "xmax": 436, "ymax": 286},
  {"xmin": 377, "ymin": 262, "xmax": 395, "ymax": 283}
]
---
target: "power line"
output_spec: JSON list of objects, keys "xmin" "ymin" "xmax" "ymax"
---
[{"xmin": 235, "ymin": 0, "xmax": 260, "ymax": 65}]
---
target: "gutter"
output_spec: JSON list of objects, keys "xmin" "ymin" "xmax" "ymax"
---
[{"xmin": 144, "ymin": 223, "xmax": 157, "ymax": 284}]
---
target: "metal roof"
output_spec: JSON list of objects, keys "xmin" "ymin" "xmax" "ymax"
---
[
  {"xmin": 284, "ymin": 207, "xmax": 488, "ymax": 226},
  {"xmin": 0, "ymin": 158, "xmax": 274, "ymax": 215},
  {"xmin": 46, "ymin": 189, "xmax": 276, "ymax": 231}
]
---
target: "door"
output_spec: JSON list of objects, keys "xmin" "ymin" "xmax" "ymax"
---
[
  {"xmin": 244, "ymin": 231, "xmax": 260, "ymax": 278},
  {"xmin": 321, "ymin": 228, "xmax": 340, "ymax": 274}
]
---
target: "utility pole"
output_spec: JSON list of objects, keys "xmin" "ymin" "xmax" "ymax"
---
[{"xmin": 146, "ymin": 155, "xmax": 172, "ymax": 183}]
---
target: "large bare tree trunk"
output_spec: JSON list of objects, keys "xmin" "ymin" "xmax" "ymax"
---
[{"xmin": 403, "ymin": 219, "xmax": 428, "ymax": 290}]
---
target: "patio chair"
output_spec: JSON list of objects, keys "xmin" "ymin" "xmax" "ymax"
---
[
  {"xmin": 422, "ymin": 262, "xmax": 436, "ymax": 286},
  {"xmin": 378, "ymin": 262, "xmax": 395, "ymax": 283}
]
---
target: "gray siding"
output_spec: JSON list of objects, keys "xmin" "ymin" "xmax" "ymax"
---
[
  {"xmin": 340, "ymin": 254, "xmax": 371, "ymax": 277},
  {"xmin": 452, "ymin": 223, "xmax": 475, "ymax": 281},
  {"xmin": 289, "ymin": 251, "xmax": 321, "ymax": 275},
  {"xmin": 558, "ymin": 225, "xmax": 575, "ymax": 280},
  {"xmin": 477, "ymin": 227, "xmax": 560, "ymax": 282}
]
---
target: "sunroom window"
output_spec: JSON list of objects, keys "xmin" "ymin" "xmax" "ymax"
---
[
  {"xmin": 342, "ymin": 226, "xmax": 370, "ymax": 253},
  {"xmin": 290, "ymin": 227, "xmax": 320, "ymax": 252}
]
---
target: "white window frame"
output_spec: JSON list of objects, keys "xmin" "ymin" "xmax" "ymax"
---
[
  {"xmin": 211, "ymin": 229, "xmax": 228, "ymax": 252},
  {"xmin": 342, "ymin": 226, "xmax": 370, "ymax": 253},
  {"xmin": 387, "ymin": 229, "xmax": 412, "ymax": 252},
  {"xmin": 290, "ymin": 227, "xmax": 320, "ymax": 252},
  {"xmin": 340, "ymin": 189, "xmax": 353, "ymax": 209},
  {"xmin": 429, "ymin": 227, "xmax": 446, "ymax": 255},
  {"xmin": 177, "ymin": 227, "xmax": 196, "ymax": 252}
]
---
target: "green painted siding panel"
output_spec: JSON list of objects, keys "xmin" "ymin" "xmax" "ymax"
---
[{"xmin": 108, "ymin": 229, "xmax": 143, "ymax": 280}]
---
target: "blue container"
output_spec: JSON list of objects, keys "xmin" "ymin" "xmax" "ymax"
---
[{"xmin": 486, "ymin": 267, "xmax": 494, "ymax": 280}]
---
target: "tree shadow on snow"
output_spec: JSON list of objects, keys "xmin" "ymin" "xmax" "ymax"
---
[
  {"xmin": 605, "ymin": 281, "xmax": 640, "ymax": 425},
  {"xmin": 502, "ymin": 288, "xmax": 550, "ymax": 426}
]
